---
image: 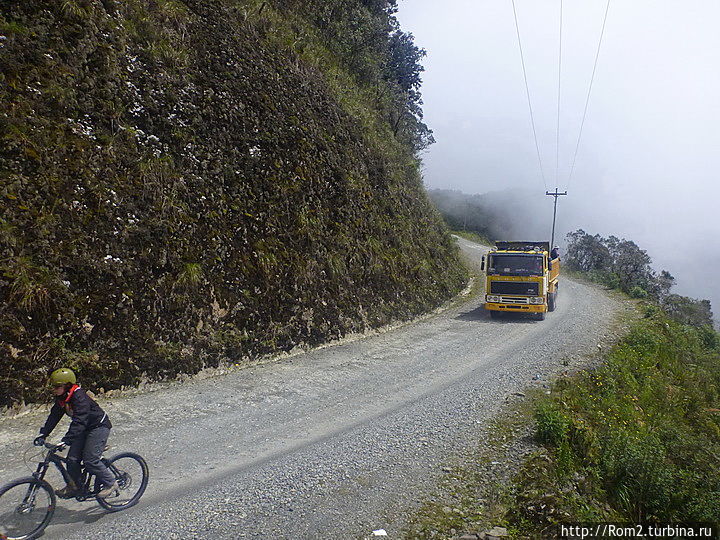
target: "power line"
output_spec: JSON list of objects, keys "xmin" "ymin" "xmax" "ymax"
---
[
  {"xmin": 556, "ymin": 0, "xmax": 563, "ymax": 187},
  {"xmin": 512, "ymin": 0, "xmax": 547, "ymax": 190},
  {"xmin": 566, "ymin": 0, "xmax": 611, "ymax": 189}
]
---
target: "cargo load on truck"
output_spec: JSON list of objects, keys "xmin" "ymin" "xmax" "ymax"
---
[{"xmin": 481, "ymin": 241, "xmax": 560, "ymax": 320}]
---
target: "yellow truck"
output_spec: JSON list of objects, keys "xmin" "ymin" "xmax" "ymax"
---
[{"xmin": 481, "ymin": 241, "xmax": 560, "ymax": 320}]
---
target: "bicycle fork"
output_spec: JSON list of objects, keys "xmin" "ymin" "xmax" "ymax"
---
[{"xmin": 19, "ymin": 461, "xmax": 52, "ymax": 512}]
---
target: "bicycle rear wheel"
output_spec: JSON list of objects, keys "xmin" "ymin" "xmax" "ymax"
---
[
  {"xmin": 96, "ymin": 452, "xmax": 149, "ymax": 512},
  {"xmin": 0, "ymin": 477, "xmax": 56, "ymax": 540}
]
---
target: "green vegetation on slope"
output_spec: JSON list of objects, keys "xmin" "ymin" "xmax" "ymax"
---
[
  {"xmin": 0, "ymin": 0, "xmax": 467, "ymax": 407},
  {"xmin": 515, "ymin": 309, "xmax": 720, "ymax": 530}
]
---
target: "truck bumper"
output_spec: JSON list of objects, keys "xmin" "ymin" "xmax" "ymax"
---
[{"xmin": 485, "ymin": 303, "xmax": 547, "ymax": 313}]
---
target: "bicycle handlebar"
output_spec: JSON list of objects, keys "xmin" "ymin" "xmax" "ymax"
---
[{"xmin": 43, "ymin": 442, "xmax": 65, "ymax": 451}]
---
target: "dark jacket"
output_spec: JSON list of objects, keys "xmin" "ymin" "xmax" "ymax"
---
[{"xmin": 39, "ymin": 386, "xmax": 112, "ymax": 444}]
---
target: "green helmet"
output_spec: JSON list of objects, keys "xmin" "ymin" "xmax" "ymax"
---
[{"xmin": 49, "ymin": 367, "xmax": 76, "ymax": 386}]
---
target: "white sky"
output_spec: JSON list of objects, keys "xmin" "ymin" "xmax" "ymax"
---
[{"xmin": 397, "ymin": 0, "xmax": 720, "ymax": 312}]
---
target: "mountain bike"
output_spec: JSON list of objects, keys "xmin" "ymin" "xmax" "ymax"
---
[{"xmin": 0, "ymin": 442, "xmax": 149, "ymax": 540}]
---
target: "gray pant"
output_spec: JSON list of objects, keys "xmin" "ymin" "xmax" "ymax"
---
[{"xmin": 67, "ymin": 426, "xmax": 115, "ymax": 488}]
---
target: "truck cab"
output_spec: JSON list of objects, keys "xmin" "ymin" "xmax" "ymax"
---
[{"xmin": 481, "ymin": 241, "xmax": 560, "ymax": 320}]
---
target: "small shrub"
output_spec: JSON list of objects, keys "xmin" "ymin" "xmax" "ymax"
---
[
  {"xmin": 0, "ymin": 20, "xmax": 30, "ymax": 36},
  {"xmin": 535, "ymin": 403, "xmax": 571, "ymax": 446},
  {"xmin": 600, "ymin": 431, "xmax": 675, "ymax": 520},
  {"xmin": 176, "ymin": 262, "xmax": 203, "ymax": 287},
  {"xmin": 630, "ymin": 286, "xmax": 648, "ymax": 299},
  {"xmin": 3, "ymin": 257, "xmax": 59, "ymax": 311},
  {"xmin": 602, "ymin": 272, "xmax": 621, "ymax": 290},
  {"xmin": 147, "ymin": 39, "xmax": 189, "ymax": 69},
  {"xmin": 0, "ymin": 217, "xmax": 17, "ymax": 246},
  {"xmin": 643, "ymin": 303, "xmax": 661, "ymax": 318},
  {"xmin": 61, "ymin": 0, "xmax": 91, "ymax": 19},
  {"xmin": 697, "ymin": 325, "xmax": 719, "ymax": 350}
]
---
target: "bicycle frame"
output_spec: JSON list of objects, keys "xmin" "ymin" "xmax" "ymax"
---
[
  {"xmin": 32, "ymin": 451, "xmax": 70, "ymax": 487},
  {"xmin": 30, "ymin": 445, "xmax": 107, "ymax": 502}
]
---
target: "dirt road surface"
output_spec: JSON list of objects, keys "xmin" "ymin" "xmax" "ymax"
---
[{"xmin": 0, "ymin": 237, "xmax": 624, "ymax": 538}]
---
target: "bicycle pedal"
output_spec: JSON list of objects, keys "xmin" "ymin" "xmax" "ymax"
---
[
  {"xmin": 55, "ymin": 488, "xmax": 78, "ymax": 500},
  {"xmin": 103, "ymin": 488, "xmax": 120, "ymax": 498}
]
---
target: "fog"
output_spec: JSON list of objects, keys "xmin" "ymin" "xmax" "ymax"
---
[{"xmin": 397, "ymin": 0, "xmax": 720, "ymax": 317}]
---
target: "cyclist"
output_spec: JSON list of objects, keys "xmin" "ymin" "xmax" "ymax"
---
[{"xmin": 33, "ymin": 367, "xmax": 118, "ymax": 499}]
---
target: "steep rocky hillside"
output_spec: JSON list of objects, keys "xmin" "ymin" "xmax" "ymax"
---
[{"xmin": 0, "ymin": 0, "xmax": 466, "ymax": 406}]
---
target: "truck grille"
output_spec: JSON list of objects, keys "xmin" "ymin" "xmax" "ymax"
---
[
  {"xmin": 498, "ymin": 296, "xmax": 530, "ymax": 304},
  {"xmin": 490, "ymin": 282, "xmax": 539, "ymax": 296}
]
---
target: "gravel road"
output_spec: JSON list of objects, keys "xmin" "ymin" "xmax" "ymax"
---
[{"xmin": 0, "ymin": 237, "xmax": 625, "ymax": 539}]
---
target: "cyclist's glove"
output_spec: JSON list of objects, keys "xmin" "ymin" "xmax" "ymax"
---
[{"xmin": 34, "ymin": 436, "xmax": 46, "ymax": 447}]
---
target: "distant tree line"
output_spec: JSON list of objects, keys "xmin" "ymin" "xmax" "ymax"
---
[
  {"xmin": 565, "ymin": 229, "xmax": 714, "ymax": 328},
  {"xmin": 428, "ymin": 189, "xmax": 513, "ymax": 241}
]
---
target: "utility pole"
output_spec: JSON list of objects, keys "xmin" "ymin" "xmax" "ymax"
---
[{"xmin": 546, "ymin": 187, "xmax": 567, "ymax": 248}]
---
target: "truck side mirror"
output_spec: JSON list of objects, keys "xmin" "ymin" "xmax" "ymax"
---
[{"xmin": 481, "ymin": 255, "xmax": 485, "ymax": 271}]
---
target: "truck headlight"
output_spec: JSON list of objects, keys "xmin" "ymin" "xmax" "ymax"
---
[
  {"xmin": 530, "ymin": 296, "xmax": 545, "ymax": 304},
  {"xmin": 486, "ymin": 295, "xmax": 500, "ymax": 303}
]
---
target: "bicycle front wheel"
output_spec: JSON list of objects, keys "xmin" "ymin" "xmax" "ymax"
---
[
  {"xmin": 96, "ymin": 452, "xmax": 149, "ymax": 512},
  {"xmin": 0, "ymin": 477, "xmax": 56, "ymax": 540}
]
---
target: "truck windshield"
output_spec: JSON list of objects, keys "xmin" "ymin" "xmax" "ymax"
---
[{"xmin": 489, "ymin": 255, "xmax": 543, "ymax": 276}]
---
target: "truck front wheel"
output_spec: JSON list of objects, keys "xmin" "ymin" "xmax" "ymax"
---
[{"xmin": 548, "ymin": 292, "xmax": 556, "ymax": 312}]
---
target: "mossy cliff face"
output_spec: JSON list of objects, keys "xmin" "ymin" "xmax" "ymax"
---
[{"xmin": 0, "ymin": 0, "xmax": 466, "ymax": 406}]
